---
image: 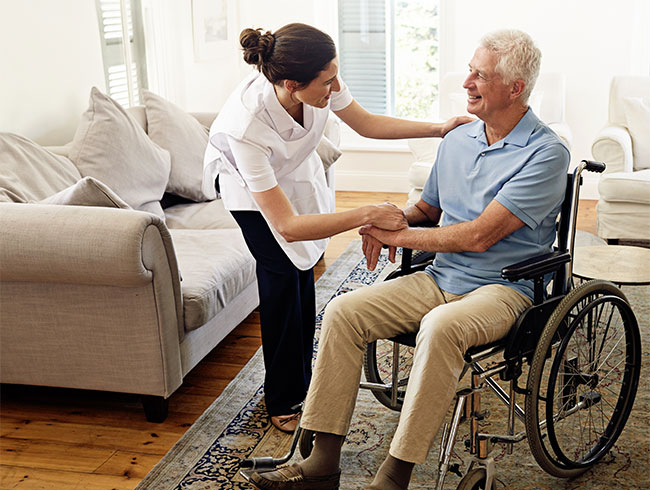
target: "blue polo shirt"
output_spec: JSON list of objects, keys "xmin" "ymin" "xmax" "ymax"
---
[{"xmin": 422, "ymin": 109, "xmax": 570, "ymax": 300}]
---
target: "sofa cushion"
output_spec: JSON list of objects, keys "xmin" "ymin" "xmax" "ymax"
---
[
  {"xmin": 169, "ymin": 229, "xmax": 256, "ymax": 331},
  {"xmin": 598, "ymin": 169, "xmax": 650, "ymax": 204},
  {"xmin": 143, "ymin": 90, "xmax": 211, "ymax": 202},
  {"xmin": 164, "ymin": 199, "xmax": 238, "ymax": 230},
  {"xmin": 622, "ymin": 96, "xmax": 650, "ymax": 170},
  {"xmin": 0, "ymin": 133, "xmax": 82, "ymax": 203},
  {"xmin": 68, "ymin": 87, "xmax": 171, "ymax": 218},
  {"xmin": 38, "ymin": 176, "xmax": 131, "ymax": 209}
]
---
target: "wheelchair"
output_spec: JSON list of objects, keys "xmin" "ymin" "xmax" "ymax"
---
[
  {"xmin": 241, "ymin": 160, "xmax": 641, "ymax": 489},
  {"xmin": 357, "ymin": 160, "xmax": 641, "ymax": 488}
]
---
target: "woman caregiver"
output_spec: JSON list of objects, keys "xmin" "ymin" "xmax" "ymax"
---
[{"xmin": 202, "ymin": 23, "xmax": 469, "ymax": 433}]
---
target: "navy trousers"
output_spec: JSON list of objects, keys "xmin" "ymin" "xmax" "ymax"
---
[{"xmin": 230, "ymin": 211, "xmax": 316, "ymax": 416}]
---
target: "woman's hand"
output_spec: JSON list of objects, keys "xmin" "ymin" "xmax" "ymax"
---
[
  {"xmin": 369, "ymin": 202, "xmax": 408, "ymax": 231},
  {"xmin": 360, "ymin": 226, "xmax": 396, "ymax": 271},
  {"xmin": 438, "ymin": 115, "xmax": 475, "ymax": 137}
]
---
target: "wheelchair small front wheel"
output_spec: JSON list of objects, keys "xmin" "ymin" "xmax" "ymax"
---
[
  {"xmin": 525, "ymin": 280, "xmax": 641, "ymax": 478},
  {"xmin": 456, "ymin": 468, "xmax": 496, "ymax": 490}
]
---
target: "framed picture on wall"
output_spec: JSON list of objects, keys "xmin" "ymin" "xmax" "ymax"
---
[{"xmin": 192, "ymin": 0, "xmax": 235, "ymax": 61}]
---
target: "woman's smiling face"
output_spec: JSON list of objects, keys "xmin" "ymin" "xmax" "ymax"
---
[{"xmin": 293, "ymin": 58, "xmax": 341, "ymax": 108}]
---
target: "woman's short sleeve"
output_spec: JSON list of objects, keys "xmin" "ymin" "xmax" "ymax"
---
[
  {"xmin": 330, "ymin": 77, "xmax": 353, "ymax": 111},
  {"xmin": 227, "ymin": 136, "xmax": 277, "ymax": 192}
]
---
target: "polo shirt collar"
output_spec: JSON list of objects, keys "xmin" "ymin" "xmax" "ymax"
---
[
  {"xmin": 467, "ymin": 108, "xmax": 539, "ymax": 148},
  {"xmin": 505, "ymin": 108, "xmax": 538, "ymax": 147}
]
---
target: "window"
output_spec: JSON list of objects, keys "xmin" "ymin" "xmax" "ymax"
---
[
  {"xmin": 338, "ymin": 0, "xmax": 440, "ymax": 120},
  {"xmin": 95, "ymin": 0, "xmax": 148, "ymax": 108}
]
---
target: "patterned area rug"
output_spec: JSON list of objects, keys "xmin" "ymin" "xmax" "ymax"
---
[{"xmin": 137, "ymin": 240, "xmax": 649, "ymax": 489}]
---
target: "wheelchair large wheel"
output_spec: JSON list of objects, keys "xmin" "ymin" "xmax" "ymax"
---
[
  {"xmin": 525, "ymin": 280, "xmax": 641, "ymax": 478},
  {"xmin": 363, "ymin": 339, "xmax": 414, "ymax": 411}
]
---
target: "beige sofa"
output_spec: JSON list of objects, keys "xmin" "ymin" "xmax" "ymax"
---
[{"xmin": 0, "ymin": 88, "xmax": 340, "ymax": 421}]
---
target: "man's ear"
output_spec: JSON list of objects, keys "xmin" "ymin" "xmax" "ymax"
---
[{"xmin": 511, "ymin": 79, "xmax": 526, "ymax": 100}]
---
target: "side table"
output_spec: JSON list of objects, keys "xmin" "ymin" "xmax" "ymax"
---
[{"xmin": 573, "ymin": 245, "xmax": 650, "ymax": 286}]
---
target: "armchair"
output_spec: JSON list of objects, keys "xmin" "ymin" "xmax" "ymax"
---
[
  {"xmin": 407, "ymin": 72, "xmax": 573, "ymax": 205},
  {"xmin": 591, "ymin": 76, "xmax": 650, "ymax": 242}
]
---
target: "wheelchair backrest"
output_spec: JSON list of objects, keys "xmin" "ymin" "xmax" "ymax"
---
[{"xmin": 551, "ymin": 174, "xmax": 576, "ymax": 297}]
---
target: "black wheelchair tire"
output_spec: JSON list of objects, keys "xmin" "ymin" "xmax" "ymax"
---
[
  {"xmin": 456, "ymin": 468, "xmax": 497, "ymax": 490},
  {"xmin": 525, "ymin": 280, "xmax": 641, "ymax": 478}
]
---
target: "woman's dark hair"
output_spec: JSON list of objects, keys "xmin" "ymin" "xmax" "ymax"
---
[{"xmin": 240, "ymin": 23, "xmax": 336, "ymax": 86}]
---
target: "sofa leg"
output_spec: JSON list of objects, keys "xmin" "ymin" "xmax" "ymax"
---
[{"xmin": 142, "ymin": 395, "xmax": 169, "ymax": 423}]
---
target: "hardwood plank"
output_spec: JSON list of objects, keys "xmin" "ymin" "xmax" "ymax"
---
[
  {"xmin": 93, "ymin": 451, "xmax": 163, "ymax": 480},
  {"xmin": 0, "ymin": 439, "xmax": 114, "ymax": 473},
  {"xmin": 0, "ymin": 417, "xmax": 178, "ymax": 456},
  {"xmin": 576, "ymin": 199, "xmax": 597, "ymax": 235},
  {"xmin": 0, "ymin": 465, "xmax": 137, "ymax": 490},
  {"xmin": 0, "ymin": 387, "xmax": 196, "ymax": 432}
]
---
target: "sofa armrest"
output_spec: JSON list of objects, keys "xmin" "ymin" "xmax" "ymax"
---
[
  {"xmin": 591, "ymin": 125, "xmax": 634, "ymax": 174},
  {"xmin": 190, "ymin": 112, "xmax": 217, "ymax": 129},
  {"xmin": 0, "ymin": 203, "xmax": 184, "ymax": 334},
  {"xmin": 2, "ymin": 203, "xmax": 174, "ymax": 284}
]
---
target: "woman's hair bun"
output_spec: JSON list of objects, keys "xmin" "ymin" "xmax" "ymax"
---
[{"xmin": 240, "ymin": 28, "xmax": 275, "ymax": 66}]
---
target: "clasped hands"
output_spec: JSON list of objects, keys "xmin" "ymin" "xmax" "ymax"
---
[{"xmin": 361, "ymin": 202, "xmax": 406, "ymax": 271}]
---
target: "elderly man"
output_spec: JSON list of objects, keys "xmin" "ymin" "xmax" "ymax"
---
[{"xmin": 250, "ymin": 29, "xmax": 570, "ymax": 490}]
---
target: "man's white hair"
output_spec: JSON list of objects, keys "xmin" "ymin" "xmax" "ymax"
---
[{"xmin": 480, "ymin": 29, "xmax": 541, "ymax": 104}]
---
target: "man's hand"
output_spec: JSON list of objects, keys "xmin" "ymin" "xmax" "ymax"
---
[
  {"xmin": 439, "ymin": 116, "xmax": 475, "ymax": 137},
  {"xmin": 360, "ymin": 225, "xmax": 397, "ymax": 271},
  {"xmin": 359, "ymin": 224, "xmax": 402, "ymax": 248}
]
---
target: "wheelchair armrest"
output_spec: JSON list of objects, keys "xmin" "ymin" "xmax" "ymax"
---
[{"xmin": 501, "ymin": 250, "xmax": 571, "ymax": 282}]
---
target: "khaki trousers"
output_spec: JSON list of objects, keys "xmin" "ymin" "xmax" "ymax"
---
[{"xmin": 301, "ymin": 271, "xmax": 532, "ymax": 464}]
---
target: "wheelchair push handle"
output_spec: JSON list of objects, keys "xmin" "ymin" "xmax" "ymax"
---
[{"xmin": 581, "ymin": 160, "xmax": 606, "ymax": 173}]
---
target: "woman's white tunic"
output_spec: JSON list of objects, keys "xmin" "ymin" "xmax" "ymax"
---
[{"xmin": 202, "ymin": 72, "xmax": 352, "ymax": 270}]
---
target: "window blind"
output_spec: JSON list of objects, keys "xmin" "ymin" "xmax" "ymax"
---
[
  {"xmin": 95, "ymin": 0, "xmax": 147, "ymax": 107},
  {"xmin": 338, "ymin": 0, "xmax": 390, "ymax": 115}
]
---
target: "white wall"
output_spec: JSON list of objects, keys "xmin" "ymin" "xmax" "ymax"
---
[
  {"xmin": 147, "ymin": 0, "xmax": 323, "ymax": 114},
  {"xmin": 0, "ymin": 0, "xmax": 106, "ymax": 145}
]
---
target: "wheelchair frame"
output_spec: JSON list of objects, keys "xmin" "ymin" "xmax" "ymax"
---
[{"xmin": 360, "ymin": 160, "xmax": 642, "ymax": 489}]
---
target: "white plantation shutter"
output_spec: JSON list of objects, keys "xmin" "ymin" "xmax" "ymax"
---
[
  {"xmin": 96, "ymin": 0, "xmax": 147, "ymax": 107},
  {"xmin": 338, "ymin": 0, "xmax": 392, "ymax": 115}
]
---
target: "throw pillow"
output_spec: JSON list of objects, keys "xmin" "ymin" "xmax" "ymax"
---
[
  {"xmin": 38, "ymin": 176, "xmax": 131, "ymax": 209},
  {"xmin": 143, "ymin": 90, "xmax": 211, "ymax": 202},
  {"xmin": 68, "ymin": 87, "xmax": 171, "ymax": 218},
  {"xmin": 622, "ymin": 96, "xmax": 650, "ymax": 170},
  {"xmin": 0, "ymin": 133, "xmax": 82, "ymax": 203},
  {"xmin": 316, "ymin": 135, "xmax": 342, "ymax": 171}
]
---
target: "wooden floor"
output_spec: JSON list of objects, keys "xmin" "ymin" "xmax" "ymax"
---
[{"xmin": 0, "ymin": 193, "xmax": 597, "ymax": 489}]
